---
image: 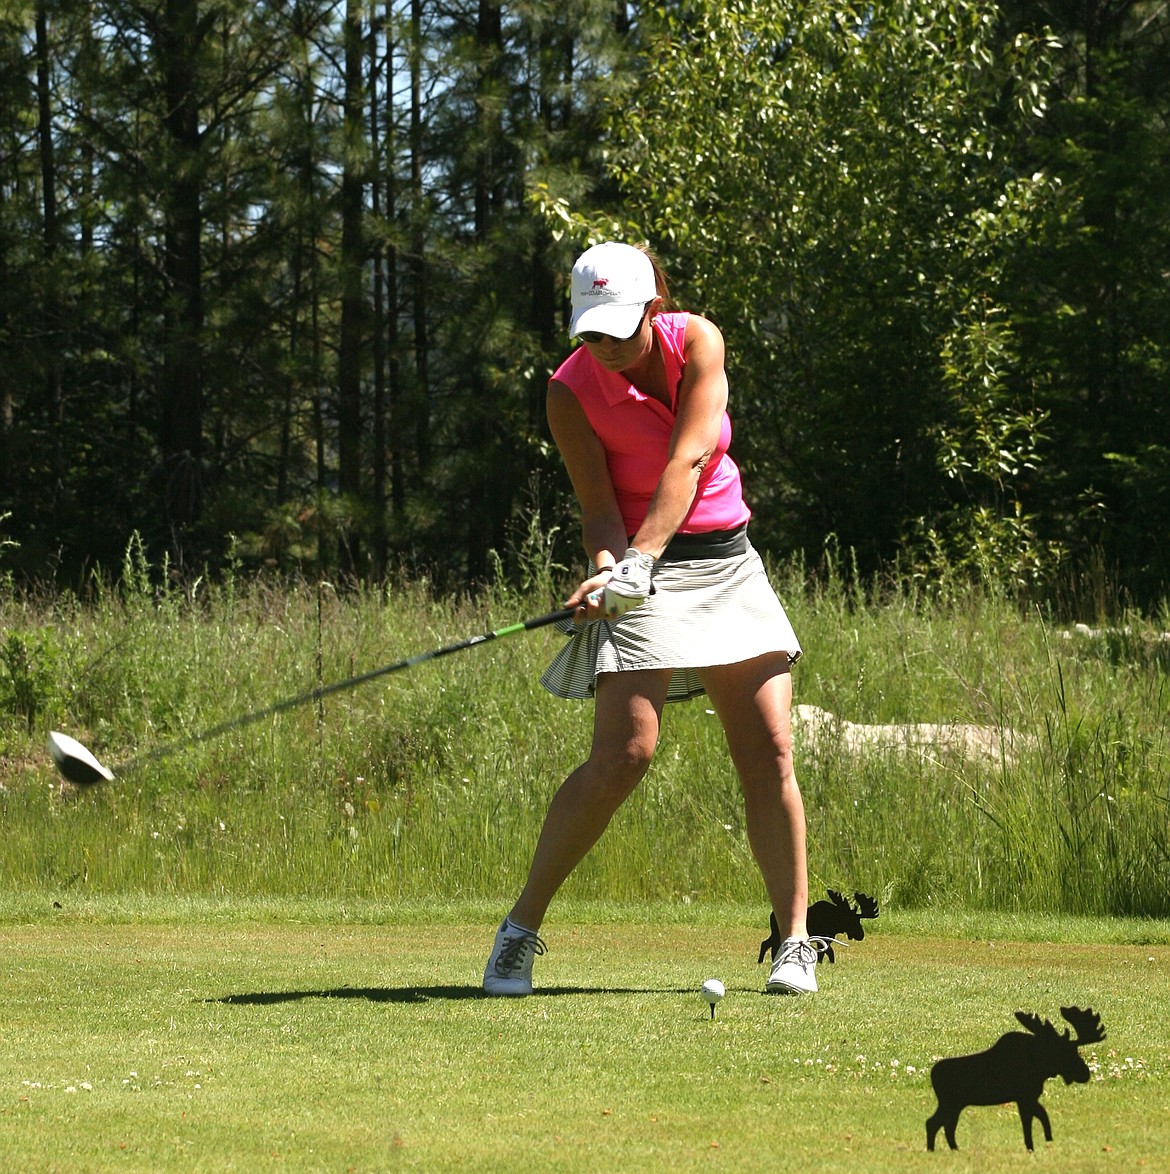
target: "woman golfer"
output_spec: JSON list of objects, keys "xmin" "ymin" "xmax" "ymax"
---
[{"xmin": 484, "ymin": 241, "xmax": 816, "ymax": 996}]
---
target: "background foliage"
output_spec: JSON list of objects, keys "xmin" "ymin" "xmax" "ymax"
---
[
  {"xmin": 0, "ymin": 1, "xmax": 1168, "ymax": 606},
  {"xmin": 2, "ymin": 555, "xmax": 1168, "ymax": 917}
]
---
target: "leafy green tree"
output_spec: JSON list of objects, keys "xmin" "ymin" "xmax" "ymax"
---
[{"xmin": 542, "ymin": 0, "xmax": 1063, "ymax": 588}]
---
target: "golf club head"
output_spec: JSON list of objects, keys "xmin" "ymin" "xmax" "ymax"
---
[{"xmin": 48, "ymin": 731, "xmax": 115, "ymax": 786}]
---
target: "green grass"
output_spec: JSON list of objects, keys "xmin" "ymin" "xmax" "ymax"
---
[
  {"xmin": 1, "ymin": 899, "xmax": 1166, "ymax": 1171},
  {"xmin": 2, "ymin": 565, "xmax": 1169, "ymax": 916},
  {"xmin": 3, "ymin": 557, "xmax": 1168, "ymax": 1167}
]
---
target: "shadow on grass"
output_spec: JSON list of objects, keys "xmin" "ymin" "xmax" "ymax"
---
[{"xmin": 210, "ymin": 985, "xmax": 692, "ymax": 1005}]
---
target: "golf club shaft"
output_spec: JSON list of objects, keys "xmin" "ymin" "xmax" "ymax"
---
[{"xmin": 116, "ymin": 604, "xmax": 575, "ymax": 775}]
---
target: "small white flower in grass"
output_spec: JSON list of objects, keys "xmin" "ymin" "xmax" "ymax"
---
[
  {"xmin": 343, "ymin": 801, "xmax": 355, "ymax": 817},
  {"xmin": 66, "ymin": 1086, "xmax": 77, "ymax": 1094},
  {"xmin": 80, "ymin": 1081, "xmax": 92, "ymax": 1091}
]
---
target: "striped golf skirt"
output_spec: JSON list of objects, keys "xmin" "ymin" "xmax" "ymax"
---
[{"xmin": 540, "ymin": 529, "xmax": 802, "ymax": 703}]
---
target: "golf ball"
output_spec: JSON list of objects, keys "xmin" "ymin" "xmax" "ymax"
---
[{"xmin": 700, "ymin": 978, "xmax": 725, "ymax": 1004}]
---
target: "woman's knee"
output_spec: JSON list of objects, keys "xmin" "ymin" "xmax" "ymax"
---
[
  {"xmin": 737, "ymin": 733, "xmax": 800, "ymax": 802},
  {"xmin": 606, "ymin": 741, "xmax": 657, "ymax": 789},
  {"xmin": 588, "ymin": 676, "xmax": 665, "ymax": 797},
  {"xmin": 580, "ymin": 738, "xmax": 655, "ymax": 804}
]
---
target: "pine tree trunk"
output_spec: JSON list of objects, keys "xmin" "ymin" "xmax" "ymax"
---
[
  {"xmin": 337, "ymin": 0, "xmax": 366, "ymax": 573},
  {"xmin": 160, "ymin": 0, "xmax": 205, "ymax": 538}
]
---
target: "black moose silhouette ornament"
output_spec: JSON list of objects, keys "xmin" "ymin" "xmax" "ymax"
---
[
  {"xmin": 758, "ymin": 889, "xmax": 879, "ymax": 965},
  {"xmin": 926, "ymin": 1006, "xmax": 1106, "ymax": 1152}
]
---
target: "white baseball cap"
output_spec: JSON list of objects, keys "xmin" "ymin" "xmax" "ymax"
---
[{"xmin": 568, "ymin": 242, "xmax": 656, "ymax": 339}]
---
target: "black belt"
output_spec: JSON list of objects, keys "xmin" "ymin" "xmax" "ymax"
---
[{"xmin": 653, "ymin": 523, "xmax": 749, "ymax": 561}]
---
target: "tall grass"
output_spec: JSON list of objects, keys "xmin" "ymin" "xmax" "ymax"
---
[{"xmin": 1, "ymin": 549, "xmax": 1167, "ymax": 917}]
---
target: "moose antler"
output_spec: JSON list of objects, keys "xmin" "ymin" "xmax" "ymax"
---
[
  {"xmin": 1015, "ymin": 1011, "xmax": 1061, "ymax": 1040},
  {"xmin": 1062, "ymin": 1006, "xmax": 1106, "ymax": 1047},
  {"xmin": 853, "ymin": 891, "xmax": 879, "ymax": 919}
]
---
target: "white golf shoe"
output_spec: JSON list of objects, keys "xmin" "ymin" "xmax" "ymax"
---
[
  {"xmin": 766, "ymin": 936, "xmax": 818, "ymax": 994},
  {"xmin": 483, "ymin": 917, "xmax": 546, "ymax": 996}
]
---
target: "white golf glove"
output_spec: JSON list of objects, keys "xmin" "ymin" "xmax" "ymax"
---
[{"xmin": 602, "ymin": 547, "xmax": 655, "ymax": 616}]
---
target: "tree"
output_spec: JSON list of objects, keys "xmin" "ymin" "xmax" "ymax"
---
[
  {"xmin": 998, "ymin": 1, "xmax": 1170, "ymax": 605},
  {"xmin": 156, "ymin": 0, "xmax": 207, "ymax": 537},
  {"xmin": 336, "ymin": 0, "xmax": 367, "ymax": 573},
  {"xmin": 395, "ymin": 0, "xmax": 634, "ymax": 583},
  {"xmin": 545, "ymin": 0, "xmax": 1063, "ymax": 587}
]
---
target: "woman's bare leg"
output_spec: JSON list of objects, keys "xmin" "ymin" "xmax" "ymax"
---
[
  {"xmin": 700, "ymin": 655, "xmax": 808, "ymax": 939},
  {"xmin": 508, "ymin": 668, "xmax": 672, "ymax": 930}
]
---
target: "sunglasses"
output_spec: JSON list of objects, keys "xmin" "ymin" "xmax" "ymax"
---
[{"xmin": 578, "ymin": 304, "xmax": 650, "ymax": 345}]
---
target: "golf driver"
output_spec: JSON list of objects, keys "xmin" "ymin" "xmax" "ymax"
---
[{"xmin": 48, "ymin": 603, "xmax": 575, "ymax": 786}]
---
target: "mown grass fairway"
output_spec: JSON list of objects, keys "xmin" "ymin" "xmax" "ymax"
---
[{"xmin": 2, "ymin": 903, "xmax": 1166, "ymax": 1171}]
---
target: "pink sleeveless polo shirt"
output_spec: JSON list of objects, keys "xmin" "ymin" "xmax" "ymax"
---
[{"xmin": 551, "ymin": 312, "xmax": 751, "ymax": 538}]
